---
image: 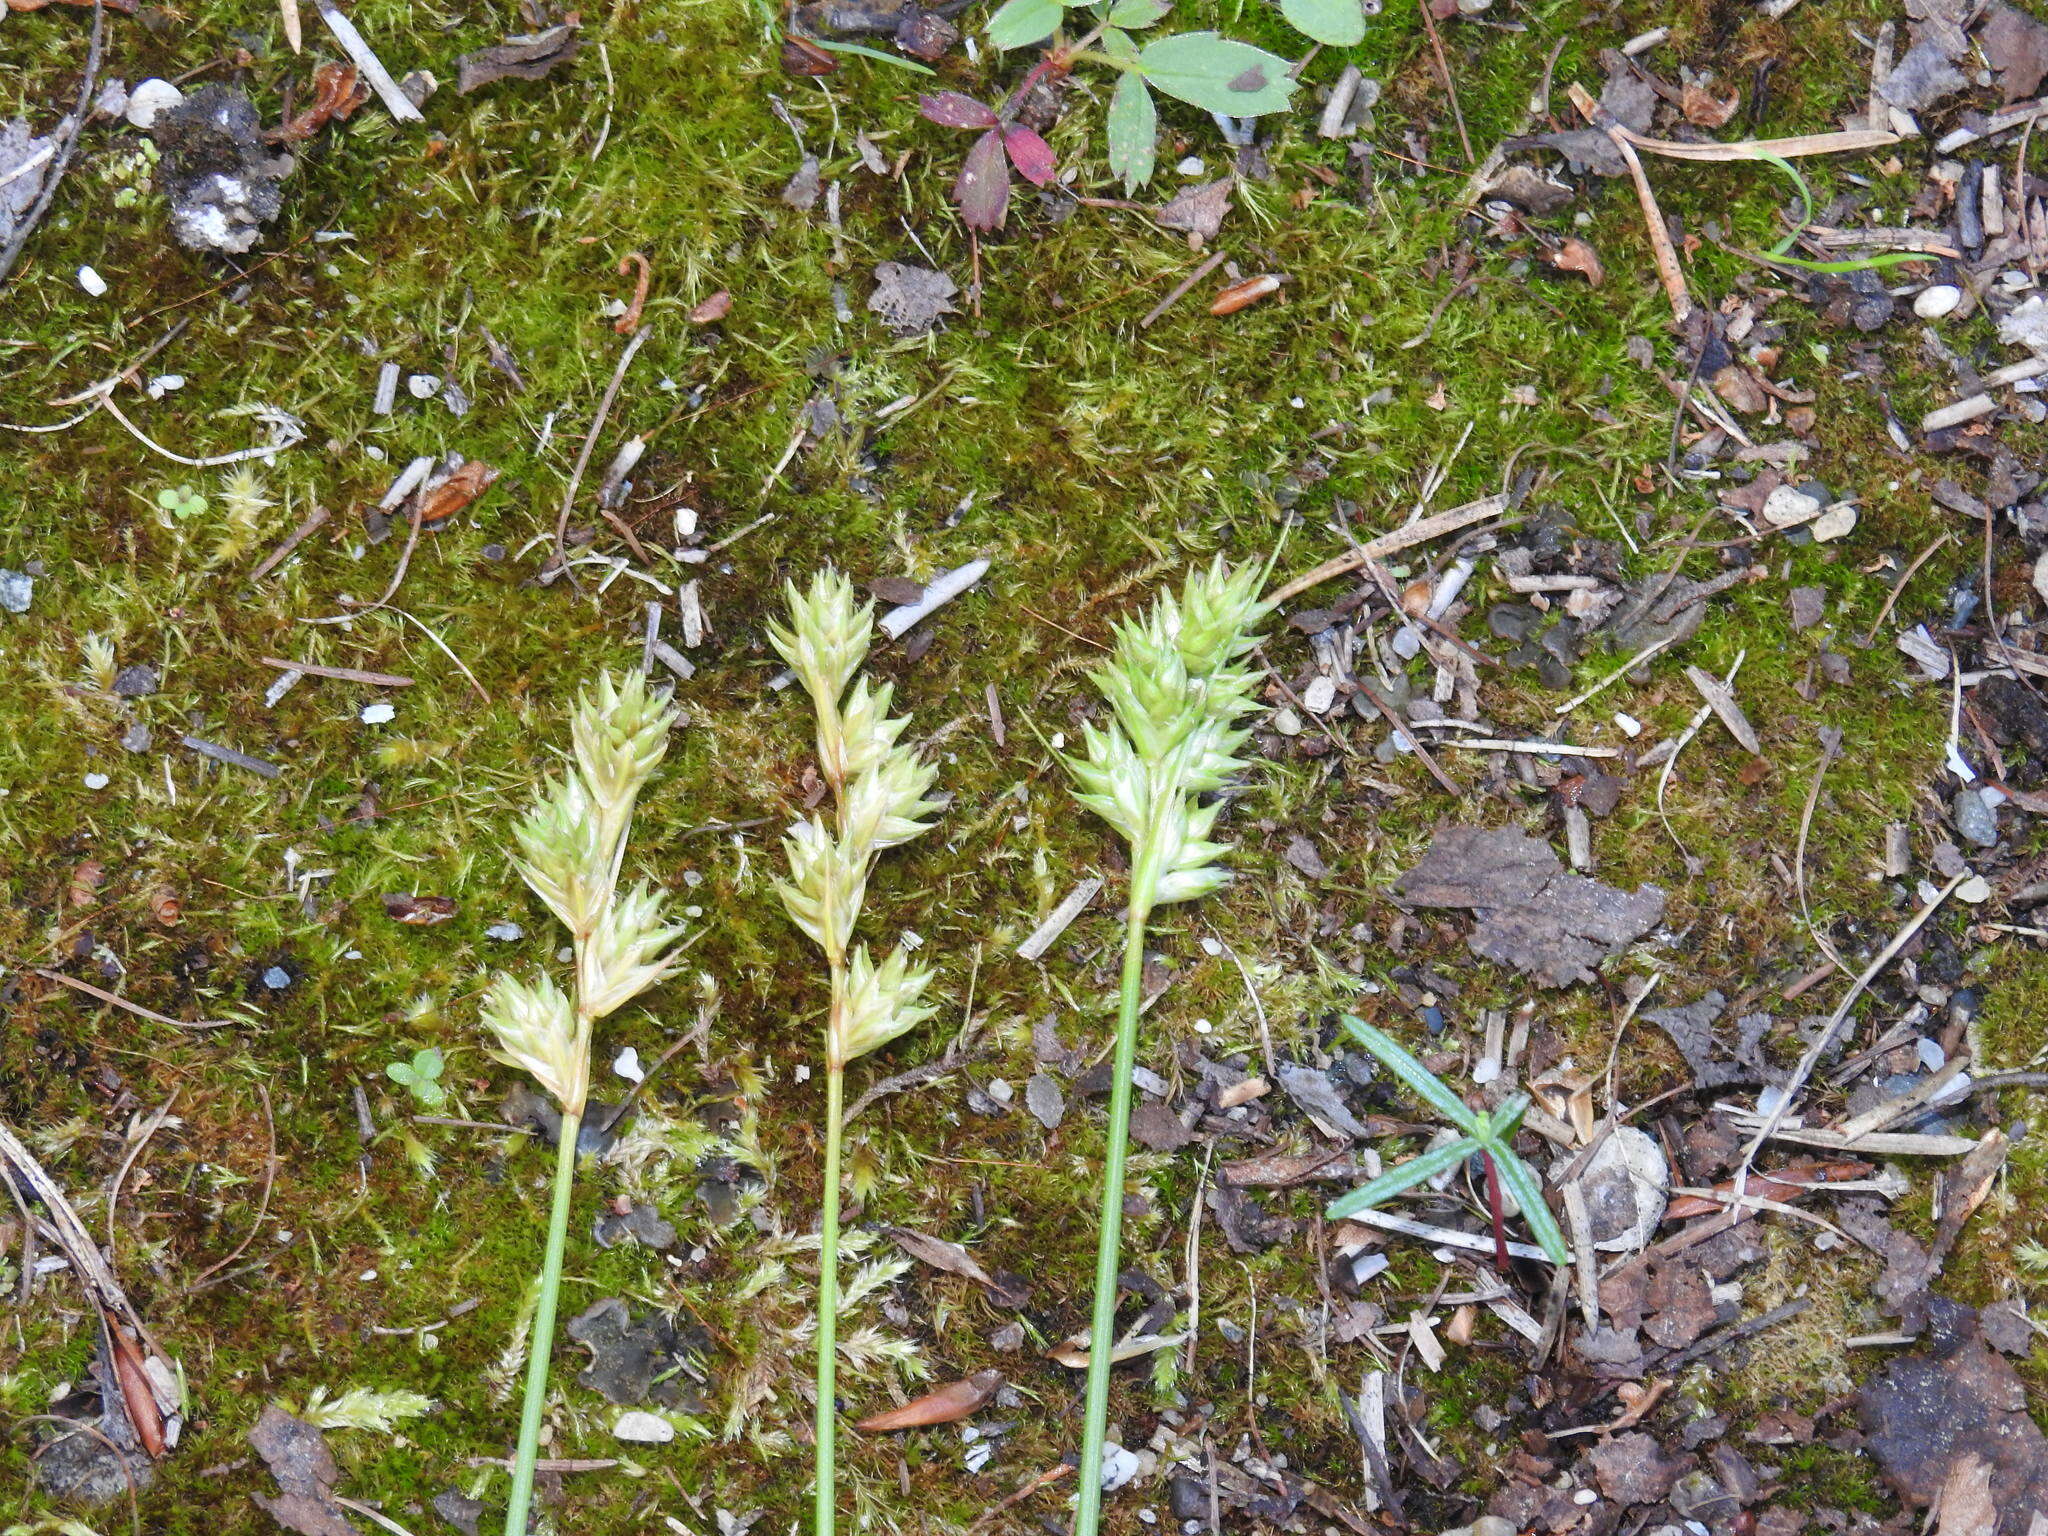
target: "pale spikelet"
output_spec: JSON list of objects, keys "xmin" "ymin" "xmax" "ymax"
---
[
  {"xmin": 579, "ymin": 882, "xmax": 686, "ymax": 1019},
  {"xmin": 510, "ymin": 773, "xmax": 610, "ymax": 935},
  {"xmin": 78, "ymin": 633, "xmax": 117, "ymax": 694},
  {"xmin": 1065, "ymin": 558, "xmax": 1267, "ymax": 912},
  {"xmin": 835, "ymin": 943, "xmax": 934, "ymax": 1064},
  {"xmin": 837, "ymin": 747, "xmax": 941, "ymax": 856},
  {"xmin": 210, "ymin": 466, "xmax": 274, "ymax": 566},
  {"xmin": 299, "ymin": 1385, "xmax": 436, "ymax": 1434},
  {"xmin": 776, "ymin": 817, "xmax": 859, "ymax": 961},
  {"xmin": 481, "ymin": 972, "xmax": 584, "ymax": 1112},
  {"xmin": 768, "ymin": 570, "xmax": 870, "ymax": 731},
  {"xmin": 570, "ymin": 669, "xmax": 675, "ymax": 826}
]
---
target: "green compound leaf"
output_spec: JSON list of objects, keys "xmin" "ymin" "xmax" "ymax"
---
[
  {"xmin": 1326, "ymin": 1135, "xmax": 1477, "ymax": 1220},
  {"xmin": 1281, "ymin": 0, "xmax": 1365, "ymax": 46},
  {"xmin": 1134, "ymin": 32, "xmax": 1298, "ymax": 115},
  {"xmin": 987, "ymin": 0, "xmax": 1063, "ymax": 48},
  {"xmin": 1106, "ymin": 70, "xmax": 1158, "ymax": 192}
]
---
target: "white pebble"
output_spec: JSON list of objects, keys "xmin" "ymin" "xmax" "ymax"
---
[
  {"xmin": 1913, "ymin": 284, "xmax": 1962, "ymax": 319},
  {"xmin": 146, "ymin": 374, "xmax": 185, "ymax": 399},
  {"xmin": 1614, "ymin": 712, "xmax": 1643, "ymax": 737},
  {"xmin": 1302, "ymin": 676, "xmax": 1337, "ymax": 714},
  {"xmin": 613, "ymin": 1045, "xmax": 645, "ymax": 1083},
  {"xmin": 360, "ymin": 702, "xmax": 396, "ymax": 724},
  {"xmin": 406, "ymin": 373, "xmax": 441, "ymax": 400},
  {"xmin": 125, "ymin": 77, "xmax": 183, "ymax": 129},
  {"xmin": 77, "ymin": 266, "xmax": 109, "ymax": 297},
  {"xmin": 613, "ymin": 1410, "xmax": 675, "ymax": 1444},
  {"xmin": 83, "ymin": 772, "xmax": 110, "ymax": 789},
  {"xmin": 1175, "ymin": 156, "xmax": 1205, "ymax": 175}
]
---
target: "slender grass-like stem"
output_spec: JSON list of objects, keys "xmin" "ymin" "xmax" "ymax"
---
[
  {"xmin": 504, "ymin": 1106, "xmax": 582, "ymax": 1536},
  {"xmin": 814, "ymin": 1057, "xmax": 846, "ymax": 1536},
  {"xmin": 1074, "ymin": 901, "xmax": 1151, "ymax": 1536}
]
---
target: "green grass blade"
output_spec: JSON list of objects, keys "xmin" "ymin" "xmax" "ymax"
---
[
  {"xmin": 1340, "ymin": 1016, "xmax": 1476, "ymax": 1131},
  {"xmin": 1326, "ymin": 1135, "xmax": 1477, "ymax": 1220},
  {"xmin": 1487, "ymin": 1146, "xmax": 1572, "ymax": 1266},
  {"xmin": 806, "ymin": 38, "xmax": 938, "ymax": 73}
]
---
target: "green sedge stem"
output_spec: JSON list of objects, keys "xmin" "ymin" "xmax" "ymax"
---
[
  {"xmin": 815, "ymin": 1060, "xmax": 846, "ymax": 1536},
  {"xmin": 1074, "ymin": 900, "xmax": 1152, "ymax": 1536},
  {"xmin": 504, "ymin": 1107, "xmax": 581, "ymax": 1536}
]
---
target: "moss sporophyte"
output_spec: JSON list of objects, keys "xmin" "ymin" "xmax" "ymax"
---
[
  {"xmin": 477, "ymin": 671, "xmax": 683, "ymax": 1536},
  {"xmin": 770, "ymin": 569, "xmax": 942, "ymax": 1536}
]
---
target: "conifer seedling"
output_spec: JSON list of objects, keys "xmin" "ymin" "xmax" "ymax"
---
[
  {"xmin": 1061, "ymin": 557, "xmax": 1266, "ymax": 1536},
  {"xmin": 478, "ymin": 671, "xmax": 683, "ymax": 1536},
  {"xmin": 1325, "ymin": 1015, "xmax": 1572, "ymax": 1269},
  {"xmin": 770, "ymin": 570, "xmax": 941, "ymax": 1536}
]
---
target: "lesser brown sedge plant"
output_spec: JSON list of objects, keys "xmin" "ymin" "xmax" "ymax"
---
[
  {"xmin": 478, "ymin": 671, "xmax": 682, "ymax": 1536},
  {"xmin": 1061, "ymin": 557, "xmax": 1266, "ymax": 1536},
  {"xmin": 770, "ymin": 570, "xmax": 941, "ymax": 1536}
]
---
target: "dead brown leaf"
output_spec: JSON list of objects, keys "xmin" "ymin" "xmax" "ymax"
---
[
  {"xmin": 855, "ymin": 1369, "xmax": 1001, "ymax": 1431},
  {"xmin": 888, "ymin": 1226, "xmax": 991, "ymax": 1286},
  {"xmin": 1680, "ymin": 82, "xmax": 1740, "ymax": 128},
  {"xmin": 417, "ymin": 460, "xmax": 499, "ymax": 526},
  {"xmin": 1548, "ymin": 237, "xmax": 1606, "ymax": 287},
  {"xmin": 455, "ymin": 22, "xmax": 583, "ymax": 94}
]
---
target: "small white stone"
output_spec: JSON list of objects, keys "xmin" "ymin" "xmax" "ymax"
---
[
  {"xmin": 125, "ymin": 78, "xmax": 183, "ymax": 129},
  {"xmin": 1199, "ymin": 937, "xmax": 1224, "ymax": 956},
  {"xmin": 1913, "ymin": 284, "xmax": 1962, "ymax": 319},
  {"xmin": 1614, "ymin": 711, "xmax": 1643, "ymax": 737},
  {"xmin": 613, "ymin": 1410, "xmax": 675, "ymax": 1444},
  {"xmin": 485, "ymin": 920, "xmax": 524, "ymax": 941},
  {"xmin": 406, "ymin": 373, "xmax": 441, "ymax": 400},
  {"xmin": 1761, "ymin": 484, "xmax": 1822, "ymax": 527},
  {"xmin": 1955, "ymin": 874, "xmax": 1991, "ymax": 904},
  {"xmin": 613, "ymin": 1045, "xmax": 645, "ymax": 1083},
  {"xmin": 1810, "ymin": 501, "xmax": 1859, "ymax": 543},
  {"xmin": 1302, "ymin": 676, "xmax": 1337, "ymax": 714},
  {"xmin": 1175, "ymin": 156, "xmax": 1205, "ymax": 176},
  {"xmin": 146, "ymin": 373, "xmax": 185, "ymax": 399},
  {"xmin": 83, "ymin": 772, "xmax": 110, "ymax": 790},
  {"xmin": 1272, "ymin": 706, "xmax": 1302, "ymax": 737},
  {"xmin": 360, "ymin": 701, "xmax": 396, "ymax": 724},
  {"xmin": 77, "ymin": 266, "xmax": 109, "ymax": 297},
  {"xmin": 987, "ymin": 1077, "xmax": 1014, "ymax": 1103}
]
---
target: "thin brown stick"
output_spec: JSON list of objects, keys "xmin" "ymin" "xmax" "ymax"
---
[
  {"xmin": 1268, "ymin": 494, "xmax": 1510, "ymax": 605},
  {"xmin": 247, "ymin": 502, "xmax": 331, "ymax": 582},
  {"xmin": 554, "ymin": 325, "xmax": 651, "ymax": 571},
  {"xmin": 0, "ymin": 0, "xmax": 105, "ymax": 288},
  {"xmin": 1140, "ymin": 251, "xmax": 1228, "ymax": 329},
  {"xmin": 182, "ymin": 1084, "xmax": 277, "ymax": 1294},
  {"xmin": 1414, "ymin": 0, "xmax": 1473, "ymax": 164},
  {"xmin": 35, "ymin": 967, "xmax": 235, "ymax": 1030},
  {"xmin": 1569, "ymin": 85, "xmax": 1690, "ymax": 322},
  {"xmin": 1858, "ymin": 532, "xmax": 1950, "ymax": 646},
  {"xmin": 258, "ymin": 657, "xmax": 414, "ymax": 686},
  {"xmin": 1355, "ymin": 684, "xmax": 1462, "ymax": 797}
]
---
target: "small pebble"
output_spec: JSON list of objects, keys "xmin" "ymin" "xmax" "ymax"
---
[
  {"xmin": 77, "ymin": 266, "xmax": 109, "ymax": 297},
  {"xmin": 124, "ymin": 77, "xmax": 183, "ymax": 129},
  {"xmin": 262, "ymin": 966, "xmax": 293, "ymax": 989},
  {"xmin": 1302, "ymin": 676, "xmax": 1337, "ymax": 714},
  {"xmin": 1952, "ymin": 786, "xmax": 1999, "ymax": 847},
  {"xmin": 1271, "ymin": 706, "xmax": 1302, "ymax": 736},
  {"xmin": 146, "ymin": 374, "xmax": 185, "ymax": 399},
  {"xmin": 120, "ymin": 722, "xmax": 151, "ymax": 753},
  {"xmin": 1913, "ymin": 284, "xmax": 1962, "ymax": 319},
  {"xmin": 406, "ymin": 373, "xmax": 441, "ymax": 400},
  {"xmin": 1614, "ymin": 711, "xmax": 1642, "ymax": 737},
  {"xmin": 0, "ymin": 569, "xmax": 31, "ymax": 614},
  {"xmin": 360, "ymin": 702, "xmax": 396, "ymax": 724},
  {"xmin": 485, "ymin": 920, "xmax": 525, "ymax": 941},
  {"xmin": 613, "ymin": 1410, "xmax": 675, "ymax": 1444},
  {"xmin": 112, "ymin": 664, "xmax": 158, "ymax": 698},
  {"xmin": 83, "ymin": 772, "xmax": 109, "ymax": 790},
  {"xmin": 613, "ymin": 1045, "xmax": 645, "ymax": 1083}
]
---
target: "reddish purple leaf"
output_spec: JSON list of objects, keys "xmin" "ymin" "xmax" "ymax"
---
[
  {"xmin": 920, "ymin": 91, "xmax": 999, "ymax": 130},
  {"xmin": 1001, "ymin": 123, "xmax": 1056, "ymax": 186},
  {"xmin": 953, "ymin": 127, "xmax": 1011, "ymax": 231}
]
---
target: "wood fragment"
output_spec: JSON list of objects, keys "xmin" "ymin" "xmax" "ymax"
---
[
  {"xmin": 1017, "ymin": 878, "xmax": 1103, "ymax": 961},
  {"xmin": 878, "ymin": 557, "xmax": 990, "ymax": 640},
  {"xmin": 258, "ymin": 657, "xmax": 412, "ymax": 687},
  {"xmin": 311, "ymin": 0, "xmax": 423, "ymax": 123},
  {"xmin": 1337, "ymin": 1206, "xmax": 1555, "ymax": 1263},
  {"xmin": 180, "ymin": 735, "xmax": 281, "ymax": 779},
  {"xmin": 1210, "ymin": 273, "xmax": 1282, "ymax": 316},
  {"xmin": 1269, "ymin": 494, "xmax": 1511, "ymax": 606},
  {"xmin": 1683, "ymin": 664, "xmax": 1762, "ymax": 753},
  {"xmin": 1921, "ymin": 395, "xmax": 1997, "ymax": 433},
  {"xmin": 35, "ymin": 967, "xmax": 235, "ymax": 1030}
]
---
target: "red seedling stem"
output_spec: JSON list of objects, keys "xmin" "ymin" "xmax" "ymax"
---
[{"xmin": 1481, "ymin": 1150, "xmax": 1511, "ymax": 1273}]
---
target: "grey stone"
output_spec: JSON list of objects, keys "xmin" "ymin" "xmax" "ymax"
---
[
  {"xmin": 1952, "ymin": 786, "xmax": 1999, "ymax": 847},
  {"xmin": 0, "ymin": 568, "xmax": 31, "ymax": 613},
  {"xmin": 111, "ymin": 664, "xmax": 158, "ymax": 697}
]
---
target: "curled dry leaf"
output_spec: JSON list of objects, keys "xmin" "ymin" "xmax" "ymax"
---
[
  {"xmin": 417, "ymin": 460, "xmax": 500, "ymax": 525},
  {"xmin": 1679, "ymin": 82, "xmax": 1740, "ymax": 128},
  {"xmin": 273, "ymin": 63, "xmax": 367, "ymax": 142},
  {"xmin": 615, "ymin": 252, "xmax": 651, "ymax": 335},
  {"xmin": 68, "ymin": 859, "xmax": 105, "ymax": 907},
  {"xmin": 151, "ymin": 888, "xmax": 183, "ymax": 926},
  {"xmin": 109, "ymin": 1326, "xmax": 166, "ymax": 1458},
  {"xmin": 455, "ymin": 21, "xmax": 584, "ymax": 94},
  {"xmin": 888, "ymin": 1226, "xmax": 992, "ymax": 1285},
  {"xmin": 854, "ymin": 1368, "xmax": 1002, "ymax": 1431},
  {"xmin": 382, "ymin": 893, "xmax": 459, "ymax": 925},
  {"xmin": 1549, "ymin": 237, "xmax": 1606, "ymax": 287},
  {"xmin": 1210, "ymin": 274, "xmax": 1281, "ymax": 316},
  {"xmin": 780, "ymin": 35, "xmax": 841, "ymax": 74}
]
